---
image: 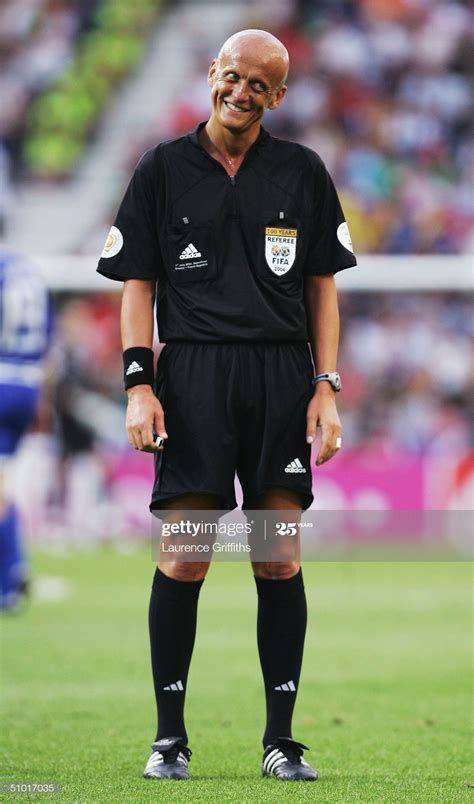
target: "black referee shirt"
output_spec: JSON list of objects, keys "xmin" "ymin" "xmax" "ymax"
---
[{"xmin": 97, "ymin": 123, "xmax": 357, "ymax": 342}]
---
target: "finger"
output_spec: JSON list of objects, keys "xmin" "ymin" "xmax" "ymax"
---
[
  {"xmin": 316, "ymin": 425, "xmax": 334, "ymax": 465},
  {"xmin": 316, "ymin": 427, "xmax": 341, "ymax": 465},
  {"xmin": 316, "ymin": 447, "xmax": 336, "ymax": 466},
  {"xmin": 306, "ymin": 411, "xmax": 318, "ymax": 445},
  {"xmin": 138, "ymin": 433, "xmax": 158, "ymax": 452},
  {"xmin": 127, "ymin": 427, "xmax": 140, "ymax": 451},
  {"xmin": 141, "ymin": 444, "xmax": 158, "ymax": 454},
  {"xmin": 154, "ymin": 410, "xmax": 168, "ymax": 441},
  {"xmin": 141, "ymin": 424, "xmax": 158, "ymax": 452},
  {"xmin": 316, "ymin": 443, "xmax": 332, "ymax": 465},
  {"xmin": 134, "ymin": 430, "xmax": 145, "ymax": 451}
]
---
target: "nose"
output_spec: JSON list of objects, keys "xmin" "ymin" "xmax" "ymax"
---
[{"xmin": 232, "ymin": 79, "xmax": 250, "ymax": 101}]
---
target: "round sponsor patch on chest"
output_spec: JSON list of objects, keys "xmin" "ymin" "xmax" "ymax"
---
[
  {"xmin": 265, "ymin": 227, "xmax": 297, "ymax": 275},
  {"xmin": 337, "ymin": 222, "xmax": 353, "ymax": 253},
  {"xmin": 101, "ymin": 225, "xmax": 123, "ymax": 258}
]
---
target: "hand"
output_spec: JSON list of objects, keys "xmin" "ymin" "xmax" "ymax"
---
[
  {"xmin": 126, "ymin": 385, "xmax": 167, "ymax": 453},
  {"xmin": 306, "ymin": 387, "xmax": 342, "ymax": 466}
]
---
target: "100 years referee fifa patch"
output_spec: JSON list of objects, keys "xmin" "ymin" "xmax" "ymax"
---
[{"xmin": 265, "ymin": 227, "xmax": 297, "ymax": 275}]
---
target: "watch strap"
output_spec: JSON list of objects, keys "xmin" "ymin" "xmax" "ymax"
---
[{"xmin": 311, "ymin": 372, "xmax": 341, "ymax": 391}]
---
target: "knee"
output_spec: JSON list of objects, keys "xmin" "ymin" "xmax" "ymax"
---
[
  {"xmin": 158, "ymin": 561, "xmax": 210, "ymax": 582},
  {"xmin": 252, "ymin": 560, "xmax": 300, "ymax": 581}
]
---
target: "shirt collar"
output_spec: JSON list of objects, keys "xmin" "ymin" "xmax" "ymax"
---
[{"xmin": 188, "ymin": 121, "xmax": 270, "ymax": 154}]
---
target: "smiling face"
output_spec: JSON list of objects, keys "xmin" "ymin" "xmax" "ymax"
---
[{"xmin": 207, "ymin": 30, "xmax": 288, "ymax": 136}]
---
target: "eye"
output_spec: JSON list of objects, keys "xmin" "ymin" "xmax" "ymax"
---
[
  {"xmin": 251, "ymin": 81, "xmax": 268, "ymax": 94},
  {"xmin": 224, "ymin": 72, "xmax": 239, "ymax": 81}
]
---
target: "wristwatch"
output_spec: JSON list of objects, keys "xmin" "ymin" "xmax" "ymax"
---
[{"xmin": 312, "ymin": 372, "xmax": 341, "ymax": 392}]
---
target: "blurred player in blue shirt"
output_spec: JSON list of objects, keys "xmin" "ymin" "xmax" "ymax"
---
[{"xmin": 0, "ymin": 250, "xmax": 53, "ymax": 610}]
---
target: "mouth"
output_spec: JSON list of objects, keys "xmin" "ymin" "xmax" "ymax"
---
[{"xmin": 223, "ymin": 100, "xmax": 251, "ymax": 114}]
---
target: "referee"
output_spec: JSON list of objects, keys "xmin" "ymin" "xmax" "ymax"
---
[{"xmin": 97, "ymin": 29, "xmax": 356, "ymax": 782}]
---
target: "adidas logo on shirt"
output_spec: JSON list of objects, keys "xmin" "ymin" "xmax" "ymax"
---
[
  {"xmin": 126, "ymin": 361, "xmax": 143, "ymax": 375},
  {"xmin": 163, "ymin": 680, "xmax": 184, "ymax": 691},
  {"xmin": 274, "ymin": 680, "xmax": 296, "ymax": 691},
  {"xmin": 284, "ymin": 458, "xmax": 306, "ymax": 473},
  {"xmin": 179, "ymin": 243, "xmax": 201, "ymax": 260}
]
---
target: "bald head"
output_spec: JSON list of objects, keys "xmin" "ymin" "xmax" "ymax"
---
[
  {"xmin": 218, "ymin": 29, "xmax": 289, "ymax": 88},
  {"xmin": 206, "ymin": 29, "xmax": 289, "ymax": 136}
]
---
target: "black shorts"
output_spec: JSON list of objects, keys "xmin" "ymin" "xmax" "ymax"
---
[{"xmin": 150, "ymin": 342, "xmax": 314, "ymax": 511}]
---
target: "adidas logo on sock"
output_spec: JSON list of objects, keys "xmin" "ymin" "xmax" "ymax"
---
[
  {"xmin": 179, "ymin": 243, "xmax": 201, "ymax": 260},
  {"xmin": 126, "ymin": 361, "xmax": 143, "ymax": 375},
  {"xmin": 284, "ymin": 458, "xmax": 306, "ymax": 473},
  {"xmin": 274, "ymin": 680, "xmax": 296, "ymax": 691},
  {"xmin": 163, "ymin": 680, "xmax": 184, "ymax": 691}
]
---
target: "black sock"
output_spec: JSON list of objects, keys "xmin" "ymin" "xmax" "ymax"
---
[
  {"xmin": 148, "ymin": 568, "xmax": 204, "ymax": 744},
  {"xmin": 255, "ymin": 569, "xmax": 307, "ymax": 747}
]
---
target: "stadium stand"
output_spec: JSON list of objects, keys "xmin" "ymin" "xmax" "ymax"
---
[
  {"xmin": 0, "ymin": 0, "xmax": 162, "ymax": 183},
  {"xmin": 1, "ymin": 0, "xmax": 472, "ymax": 254},
  {"xmin": 112, "ymin": 0, "xmax": 473, "ymax": 256}
]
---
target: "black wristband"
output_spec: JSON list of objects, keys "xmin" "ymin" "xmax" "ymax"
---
[{"xmin": 123, "ymin": 347, "xmax": 154, "ymax": 390}]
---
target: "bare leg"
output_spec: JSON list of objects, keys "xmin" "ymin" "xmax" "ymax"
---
[
  {"xmin": 251, "ymin": 487, "xmax": 302, "ymax": 579},
  {"xmin": 158, "ymin": 492, "xmax": 222, "ymax": 580}
]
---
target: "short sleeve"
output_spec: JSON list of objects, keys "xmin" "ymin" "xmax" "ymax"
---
[
  {"xmin": 96, "ymin": 149, "xmax": 163, "ymax": 281},
  {"xmin": 304, "ymin": 155, "xmax": 357, "ymax": 276}
]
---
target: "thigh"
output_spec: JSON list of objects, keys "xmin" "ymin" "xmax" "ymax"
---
[
  {"xmin": 158, "ymin": 492, "xmax": 221, "ymax": 580},
  {"xmin": 161, "ymin": 492, "xmax": 223, "ymax": 509},
  {"xmin": 255, "ymin": 487, "xmax": 304, "ymax": 510},
  {"xmin": 250, "ymin": 486, "xmax": 302, "ymax": 579}
]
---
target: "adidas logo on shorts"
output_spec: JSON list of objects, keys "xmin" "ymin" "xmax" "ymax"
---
[{"xmin": 284, "ymin": 458, "xmax": 306, "ymax": 473}]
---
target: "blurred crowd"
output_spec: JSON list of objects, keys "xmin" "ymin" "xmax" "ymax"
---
[
  {"xmin": 115, "ymin": 0, "xmax": 473, "ymax": 255},
  {"xmin": 338, "ymin": 292, "xmax": 472, "ymax": 457},
  {"xmin": 1, "ymin": 0, "xmax": 472, "ymax": 252},
  {"xmin": 0, "ymin": 0, "xmax": 159, "ymax": 189},
  {"xmin": 0, "ymin": 0, "xmax": 100, "ymax": 224}
]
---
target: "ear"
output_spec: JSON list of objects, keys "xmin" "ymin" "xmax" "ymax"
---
[
  {"xmin": 268, "ymin": 84, "xmax": 287, "ymax": 110},
  {"xmin": 207, "ymin": 58, "xmax": 218, "ymax": 87}
]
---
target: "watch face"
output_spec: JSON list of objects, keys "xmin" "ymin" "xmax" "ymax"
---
[{"xmin": 333, "ymin": 373, "xmax": 341, "ymax": 391}]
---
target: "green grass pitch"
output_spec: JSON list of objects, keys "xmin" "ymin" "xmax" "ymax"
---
[{"xmin": 1, "ymin": 550, "xmax": 472, "ymax": 802}]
